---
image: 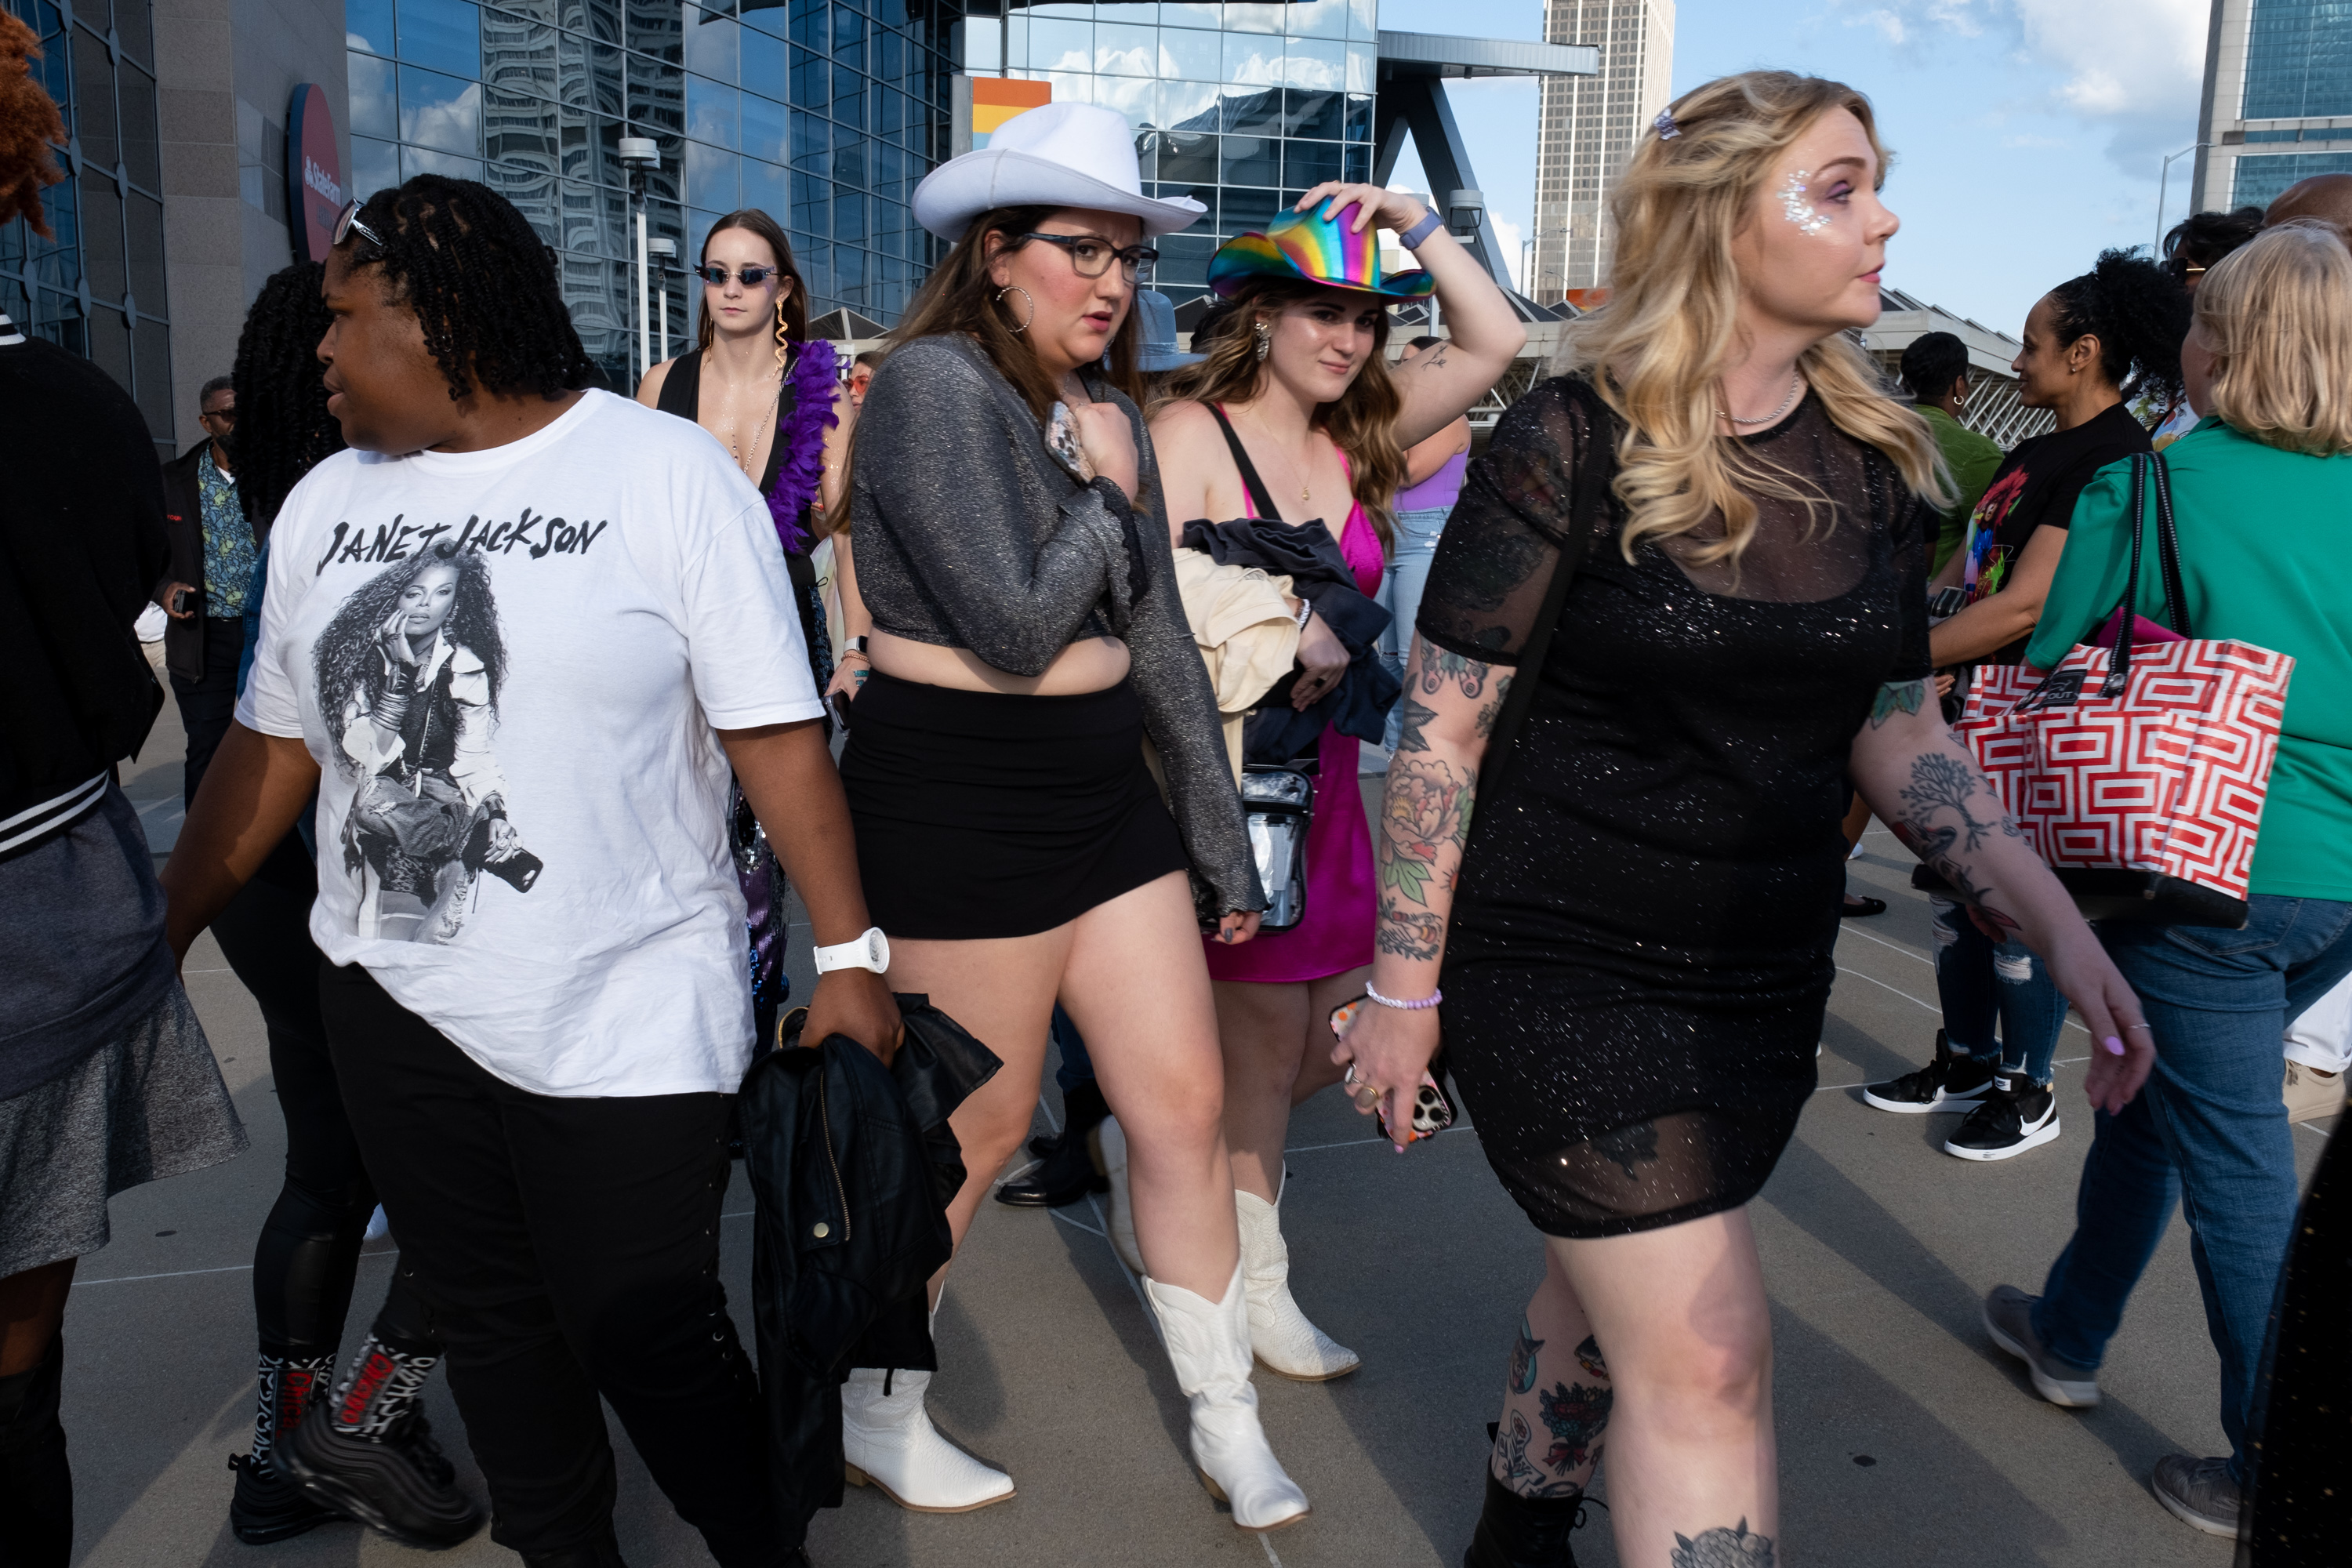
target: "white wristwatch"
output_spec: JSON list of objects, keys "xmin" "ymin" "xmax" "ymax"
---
[{"xmin": 812, "ymin": 926, "xmax": 891, "ymax": 975}]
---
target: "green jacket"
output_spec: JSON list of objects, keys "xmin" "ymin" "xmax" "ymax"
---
[
  {"xmin": 1920, "ymin": 406, "xmax": 2005, "ymax": 575},
  {"xmin": 2024, "ymin": 419, "xmax": 2352, "ymax": 902}
]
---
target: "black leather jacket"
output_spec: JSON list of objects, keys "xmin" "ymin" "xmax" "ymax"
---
[{"xmin": 739, "ymin": 997, "xmax": 1000, "ymax": 1548}]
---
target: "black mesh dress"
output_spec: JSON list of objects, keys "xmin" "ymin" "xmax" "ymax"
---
[{"xmin": 1418, "ymin": 375, "xmax": 1934, "ymax": 1238}]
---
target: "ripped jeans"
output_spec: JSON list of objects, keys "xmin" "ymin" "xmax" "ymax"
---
[{"xmin": 1930, "ymin": 896, "xmax": 2070, "ymax": 1084}]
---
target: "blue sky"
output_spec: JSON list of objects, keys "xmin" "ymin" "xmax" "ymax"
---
[{"xmin": 1377, "ymin": 0, "xmax": 2209, "ymax": 338}]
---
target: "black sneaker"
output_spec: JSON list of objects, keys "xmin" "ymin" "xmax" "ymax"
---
[
  {"xmin": 1862, "ymin": 1029, "xmax": 1994, "ymax": 1114},
  {"xmin": 278, "ymin": 1407, "xmax": 483, "ymax": 1551},
  {"xmin": 1945, "ymin": 1072, "xmax": 2061, "ymax": 1160},
  {"xmin": 227, "ymin": 1451, "xmax": 350, "ymax": 1545}
]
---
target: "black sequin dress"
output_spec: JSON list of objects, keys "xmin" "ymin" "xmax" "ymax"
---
[{"xmin": 1417, "ymin": 376, "xmax": 1933, "ymax": 1238}]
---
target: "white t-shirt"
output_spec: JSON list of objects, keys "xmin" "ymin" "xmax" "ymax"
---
[{"xmin": 237, "ymin": 390, "xmax": 823, "ymax": 1097}]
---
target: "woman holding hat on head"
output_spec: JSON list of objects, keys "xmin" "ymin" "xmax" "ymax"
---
[
  {"xmin": 836, "ymin": 101, "xmax": 1308, "ymax": 1530},
  {"xmin": 1332, "ymin": 74, "xmax": 2147, "ymax": 1567},
  {"xmin": 1145, "ymin": 185, "xmax": 1524, "ymax": 1382}
]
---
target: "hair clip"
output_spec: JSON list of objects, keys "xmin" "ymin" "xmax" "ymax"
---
[{"xmin": 1653, "ymin": 108, "xmax": 1681, "ymax": 141}]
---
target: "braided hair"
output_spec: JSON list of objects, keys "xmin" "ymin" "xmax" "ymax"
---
[
  {"xmin": 312, "ymin": 543, "xmax": 508, "ymax": 776},
  {"xmin": 2044, "ymin": 249, "xmax": 2190, "ymax": 406},
  {"xmin": 338, "ymin": 174, "xmax": 600, "ymax": 404},
  {"xmin": 230, "ymin": 261, "xmax": 345, "ymax": 528}
]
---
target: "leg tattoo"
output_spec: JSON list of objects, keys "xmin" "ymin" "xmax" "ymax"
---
[
  {"xmin": 1671, "ymin": 1520, "xmax": 1777, "ymax": 1568},
  {"xmin": 1493, "ymin": 1330, "xmax": 1613, "ymax": 1498},
  {"xmin": 1508, "ymin": 1316, "xmax": 1544, "ymax": 1396}
]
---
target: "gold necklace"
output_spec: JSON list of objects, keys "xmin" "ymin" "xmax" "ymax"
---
[
  {"xmin": 714, "ymin": 366, "xmax": 783, "ymax": 482},
  {"xmin": 1243, "ymin": 405, "xmax": 1315, "ymax": 507}
]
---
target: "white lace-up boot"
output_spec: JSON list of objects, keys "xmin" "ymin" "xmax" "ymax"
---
[
  {"xmin": 1145, "ymin": 1262, "xmax": 1310, "ymax": 1532},
  {"xmin": 1093, "ymin": 1115, "xmax": 1146, "ymax": 1274},
  {"xmin": 840, "ymin": 1367, "xmax": 1015, "ymax": 1512},
  {"xmin": 1235, "ymin": 1179, "xmax": 1359, "ymax": 1381}
]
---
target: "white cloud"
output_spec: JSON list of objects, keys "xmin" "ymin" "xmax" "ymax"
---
[
  {"xmin": 1846, "ymin": 0, "xmax": 2205, "ymax": 171},
  {"xmin": 1849, "ymin": 9, "xmax": 1909, "ymax": 45}
]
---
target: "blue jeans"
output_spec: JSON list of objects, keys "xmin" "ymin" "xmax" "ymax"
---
[
  {"xmin": 2033, "ymin": 895, "xmax": 2352, "ymax": 1483},
  {"xmin": 1930, "ymin": 897, "xmax": 2071, "ymax": 1083},
  {"xmin": 1379, "ymin": 505, "xmax": 1451, "ymax": 752}
]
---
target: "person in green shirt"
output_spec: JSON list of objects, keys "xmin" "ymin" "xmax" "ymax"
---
[
  {"xmin": 1987, "ymin": 220, "xmax": 2352, "ymax": 1541},
  {"xmin": 1898, "ymin": 331, "xmax": 2005, "ymax": 573}
]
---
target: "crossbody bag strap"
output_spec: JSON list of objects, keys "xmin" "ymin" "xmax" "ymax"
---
[
  {"xmin": 1204, "ymin": 402, "xmax": 1284, "ymax": 521},
  {"xmin": 1471, "ymin": 386, "xmax": 1606, "ymax": 807}
]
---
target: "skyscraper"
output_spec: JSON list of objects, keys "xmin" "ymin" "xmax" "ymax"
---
[
  {"xmin": 2193, "ymin": 0, "xmax": 2352, "ymax": 215},
  {"xmin": 1527, "ymin": 0, "xmax": 1671, "ymax": 304}
]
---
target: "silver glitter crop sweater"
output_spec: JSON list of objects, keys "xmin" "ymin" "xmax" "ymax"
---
[{"xmin": 850, "ymin": 332, "xmax": 1263, "ymax": 916}]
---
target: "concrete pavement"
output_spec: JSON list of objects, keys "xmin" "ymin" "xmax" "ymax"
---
[{"xmin": 60, "ymin": 717, "xmax": 2328, "ymax": 1566}]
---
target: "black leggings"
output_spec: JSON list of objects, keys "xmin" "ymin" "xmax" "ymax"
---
[{"xmin": 211, "ymin": 855, "xmax": 434, "ymax": 1356}]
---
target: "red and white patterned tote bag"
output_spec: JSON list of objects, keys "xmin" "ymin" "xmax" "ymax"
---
[{"xmin": 1953, "ymin": 452, "xmax": 2293, "ymax": 928}]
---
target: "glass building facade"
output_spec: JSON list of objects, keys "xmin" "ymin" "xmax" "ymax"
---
[
  {"xmin": 345, "ymin": 0, "xmax": 959, "ymax": 387},
  {"xmin": 961, "ymin": 0, "xmax": 1377, "ymax": 300},
  {"xmin": 1, "ymin": 0, "xmax": 177, "ymax": 452},
  {"xmin": 2203, "ymin": 0, "xmax": 2352, "ymax": 210}
]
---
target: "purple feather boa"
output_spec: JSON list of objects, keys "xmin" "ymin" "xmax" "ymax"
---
[{"xmin": 766, "ymin": 337, "xmax": 840, "ymax": 554}]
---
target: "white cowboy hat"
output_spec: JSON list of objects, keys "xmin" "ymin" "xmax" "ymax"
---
[{"xmin": 912, "ymin": 102, "xmax": 1207, "ymax": 242}]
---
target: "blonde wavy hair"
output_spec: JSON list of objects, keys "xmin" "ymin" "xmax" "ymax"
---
[
  {"xmin": 1552, "ymin": 70, "xmax": 1945, "ymax": 565},
  {"xmin": 2198, "ymin": 219, "xmax": 2352, "ymax": 457},
  {"xmin": 1152, "ymin": 280, "xmax": 1402, "ymax": 550}
]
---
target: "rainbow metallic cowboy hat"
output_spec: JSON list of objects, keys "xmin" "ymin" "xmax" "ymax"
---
[{"xmin": 1205, "ymin": 201, "xmax": 1436, "ymax": 299}]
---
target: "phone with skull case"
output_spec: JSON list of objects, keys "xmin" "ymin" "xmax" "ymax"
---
[
  {"xmin": 1045, "ymin": 401, "xmax": 1095, "ymax": 484},
  {"xmin": 1327, "ymin": 996, "xmax": 1457, "ymax": 1144}
]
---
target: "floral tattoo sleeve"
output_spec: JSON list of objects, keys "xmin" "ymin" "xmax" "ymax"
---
[{"xmin": 1377, "ymin": 650, "xmax": 1510, "ymax": 961}]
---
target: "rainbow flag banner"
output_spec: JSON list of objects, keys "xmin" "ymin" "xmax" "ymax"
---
[{"xmin": 953, "ymin": 76, "xmax": 1052, "ymax": 155}]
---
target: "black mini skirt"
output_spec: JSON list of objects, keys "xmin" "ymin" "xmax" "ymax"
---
[{"xmin": 840, "ymin": 671, "xmax": 1189, "ymax": 940}]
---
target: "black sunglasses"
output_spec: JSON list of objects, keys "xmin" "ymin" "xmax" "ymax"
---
[
  {"xmin": 1016, "ymin": 232, "xmax": 1157, "ymax": 284},
  {"xmin": 332, "ymin": 200, "xmax": 386, "ymax": 251},
  {"xmin": 696, "ymin": 263, "xmax": 782, "ymax": 287}
]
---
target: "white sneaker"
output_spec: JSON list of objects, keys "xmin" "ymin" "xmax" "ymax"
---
[
  {"xmin": 1145, "ymin": 1263, "xmax": 1309, "ymax": 1532},
  {"xmin": 840, "ymin": 1367, "xmax": 1014, "ymax": 1513},
  {"xmin": 1236, "ymin": 1181, "xmax": 1359, "ymax": 1381},
  {"xmin": 1093, "ymin": 1116, "xmax": 1146, "ymax": 1275}
]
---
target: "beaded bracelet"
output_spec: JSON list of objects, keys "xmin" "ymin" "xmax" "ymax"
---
[{"xmin": 1365, "ymin": 982, "xmax": 1442, "ymax": 1011}]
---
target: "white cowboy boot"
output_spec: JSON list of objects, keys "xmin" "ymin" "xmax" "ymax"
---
[
  {"xmin": 1236, "ymin": 1179, "xmax": 1360, "ymax": 1381},
  {"xmin": 1093, "ymin": 1115, "xmax": 1146, "ymax": 1275},
  {"xmin": 1145, "ymin": 1262, "xmax": 1310, "ymax": 1532},
  {"xmin": 840, "ymin": 1367, "xmax": 1015, "ymax": 1513}
]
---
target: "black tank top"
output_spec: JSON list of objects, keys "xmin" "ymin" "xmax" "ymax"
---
[{"xmin": 650, "ymin": 347, "xmax": 824, "ymax": 660}]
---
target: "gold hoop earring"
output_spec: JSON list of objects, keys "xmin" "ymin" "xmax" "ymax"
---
[
  {"xmin": 1253, "ymin": 320, "xmax": 1272, "ymax": 363},
  {"xmin": 996, "ymin": 284, "xmax": 1035, "ymax": 335}
]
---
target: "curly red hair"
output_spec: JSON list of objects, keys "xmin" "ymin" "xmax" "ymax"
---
[{"xmin": 0, "ymin": 11, "xmax": 66, "ymax": 239}]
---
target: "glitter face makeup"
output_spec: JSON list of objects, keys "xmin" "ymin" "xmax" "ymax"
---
[{"xmin": 1778, "ymin": 169, "xmax": 1831, "ymax": 237}]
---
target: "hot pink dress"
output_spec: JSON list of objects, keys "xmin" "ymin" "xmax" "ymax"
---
[{"xmin": 1203, "ymin": 475, "xmax": 1385, "ymax": 985}]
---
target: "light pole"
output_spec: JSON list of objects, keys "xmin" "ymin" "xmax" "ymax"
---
[
  {"xmin": 2156, "ymin": 141, "xmax": 2213, "ymax": 256},
  {"xmin": 618, "ymin": 136, "xmax": 661, "ymax": 383},
  {"xmin": 647, "ymin": 236, "xmax": 677, "ymax": 364}
]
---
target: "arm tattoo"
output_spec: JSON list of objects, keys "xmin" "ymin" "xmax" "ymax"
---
[
  {"xmin": 1869, "ymin": 677, "xmax": 1927, "ymax": 728},
  {"xmin": 1375, "ymin": 753, "xmax": 1472, "ymax": 960},
  {"xmin": 1417, "ymin": 648, "xmax": 1490, "ymax": 703},
  {"xmin": 1671, "ymin": 1520, "xmax": 1776, "ymax": 1568},
  {"xmin": 1395, "ymin": 695, "xmax": 1439, "ymax": 754},
  {"xmin": 1889, "ymin": 743, "xmax": 2025, "ymax": 930}
]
